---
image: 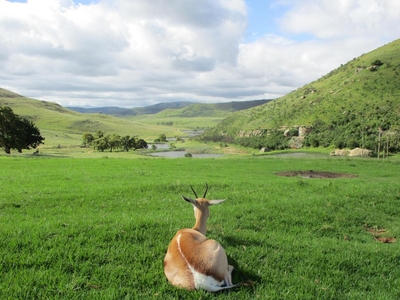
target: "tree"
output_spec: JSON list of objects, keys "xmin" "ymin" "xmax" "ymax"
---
[
  {"xmin": 94, "ymin": 130, "xmax": 104, "ymax": 139},
  {"xmin": 120, "ymin": 135, "xmax": 136, "ymax": 151},
  {"xmin": 92, "ymin": 136, "xmax": 109, "ymax": 152},
  {"xmin": 82, "ymin": 133, "xmax": 95, "ymax": 147},
  {"xmin": 16, "ymin": 118, "xmax": 44, "ymax": 153},
  {"xmin": 0, "ymin": 106, "xmax": 18, "ymax": 153},
  {"xmin": 108, "ymin": 134, "xmax": 121, "ymax": 152},
  {"xmin": 0, "ymin": 106, "xmax": 44, "ymax": 154},
  {"xmin": 135, "ymin": 138, "xmax": 148, "ymax": 149},
  {"xmin": 154, "ymin": 133, "xmax": 167, "ymax": 142}
]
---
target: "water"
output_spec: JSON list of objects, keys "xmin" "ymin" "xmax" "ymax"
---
[
  {"xmin": 182, "ymin": 130, "xmax": 204, "ymax": 137},
  {"xmin": 149, "ymin": 151, "xmax": 223, "ymax": 158},
  {"xmin": 150, "ymin": 143, "xmax": 169, "ymax": 150}
]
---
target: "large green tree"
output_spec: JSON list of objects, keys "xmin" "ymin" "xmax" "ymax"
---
[
  {"xmin": 82, "ymin": 132, "xmax": 95, "ymax": 147},
  {"xmin": 0, "ymin": 106, "xmax": 44, "ymax": 154},
  {"xmin": 120, "ymin": 135, "xmax": 136, "ymax": 151}
]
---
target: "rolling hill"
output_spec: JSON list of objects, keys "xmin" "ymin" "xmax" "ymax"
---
[
  {"xmin": 66, "ymin": 106, "xmax": 137, "ymax": 116},
  {"xmin": 67, "ymin": 102, "xmax": 195, "ymax": 116},
  {"xmin": 0, "ymin": 86, "xmax": 272, "ymax": 147},
  {"xmin": 202, "ymin": 38, "xmax": 400, "ymax": 151},
  {"xmin": 123, "ymin": 99, "xmax": 271, "ymax": 130},
  {"xmin": 153, "ymin": 99, "xmax": 272, "ymax": 118},
  {"xmin": 0, "ymin": 89, "xmax": 180, "ymax": 147},
  {"xmin": 67, "ymin": 99, "xmax": 271, "ymax": 117}
]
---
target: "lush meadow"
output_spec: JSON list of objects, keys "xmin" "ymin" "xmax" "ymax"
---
[{"xmin": 1, "ymin": 155, "xmax": 400, "ymax": 299}]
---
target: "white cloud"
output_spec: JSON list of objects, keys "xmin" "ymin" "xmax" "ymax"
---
[
  {"xmin": 280, "ymin": 0, "xmax": 400, "ymax": 40},
  {"xmin": 0, "ymin": 0, "xmax": 399, "ymax": 107}
]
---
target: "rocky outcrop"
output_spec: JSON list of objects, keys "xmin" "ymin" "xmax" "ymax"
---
[
  {"xmin": 330, "ymin": 148, "xmax": 371, "ymax": 157},
  {"xmin": 298, "ymin": 126, "xmax": 312, "ymax": 137},
  {"xmin": 288, "ymin": 137, "xmax": 304, "ymax": 149},
  {"xmin": 330, "ymin": 149, "xmax": 350, "ymax": 156},
  {"xmin": 348, "ymin": 148, "xmax": 371, "ymax": 157},
  {"xmin": 237, "ymin": 130, "xmax": 265, "ymax": 137}
]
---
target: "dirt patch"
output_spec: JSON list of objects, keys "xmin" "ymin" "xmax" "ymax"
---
[
  {"xmin": 364, "ymin": 225, "xmax": 397, "ymax": 243},
  {"xmin": 276, "ymin": 170, "xmax": 357, "ymax": 178}
]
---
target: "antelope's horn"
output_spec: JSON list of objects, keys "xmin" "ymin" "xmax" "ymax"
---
[
  {"xmin": 203, "ymin": 183, "xmax": 209, "ymax": 198},
  {"xmin": 190, "ymin": 185, "xmax": 198, "ymax": 198}
]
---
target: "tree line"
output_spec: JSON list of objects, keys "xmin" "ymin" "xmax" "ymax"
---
[
  {"xmin": 0, "ymin": 106, "xmax": 44, "ymax": 154},
  {"xmin": 82, "ymin": 131, "xmax": 148, "ymax": 152}
]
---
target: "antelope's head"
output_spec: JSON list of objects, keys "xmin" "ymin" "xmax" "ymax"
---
[{"xmin": 182, "ymin": 184, "xmax": 225, "ymax": 234}]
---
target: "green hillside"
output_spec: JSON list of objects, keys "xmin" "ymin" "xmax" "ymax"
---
[
  {"xmin": 202, "ymin": 39, "xmax": 400, "ymax": 152},
  {"xmin": 128, "ymin": 99, "xmax": 271, "ymax": 130},
  {"xmin": 67, "ymin": 102, "xmax": 195, "ymax": 116},
  {"xmin": 155, "ymin": 99, "xmax": 271, "ymax": 118},
  {"xmin": 66, "ymin": 106, "xmax": 136, "ymax": 116},
  {"xmin": 0, "ymin": 90, "xmax": 178, "ymax": 147},
  {"xmin": 68, "ymin": 99, "xmax": 271, "ymax": 117},
  {"xmin": 132, "ymin": 101, "xmax": 194, "ymax": 115}
]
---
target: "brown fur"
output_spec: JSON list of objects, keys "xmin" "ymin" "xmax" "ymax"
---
[{"xmin": 164, "ymin": 190, "xmax": 233, "ymax": 291}]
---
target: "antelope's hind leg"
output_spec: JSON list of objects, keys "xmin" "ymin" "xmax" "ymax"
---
[{"xmin": 223, "ymin": 265, "xmax": 234, "ymax": 287}]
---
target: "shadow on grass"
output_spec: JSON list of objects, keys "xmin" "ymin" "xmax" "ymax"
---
[{"xmin": 225, "ymin": 235, "xmax": 262, "ymax": 289}]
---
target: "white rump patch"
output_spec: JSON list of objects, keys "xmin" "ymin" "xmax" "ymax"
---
[{"xmin": 191, "ymin": 269, "xmax": 226, "ymax": 292}]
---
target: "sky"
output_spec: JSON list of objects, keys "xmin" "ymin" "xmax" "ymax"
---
[{"xmin": 1, "ymin": 0, "xmax": 399, "ymax": 108}]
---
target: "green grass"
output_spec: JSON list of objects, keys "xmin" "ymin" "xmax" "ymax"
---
[
  {"xmin": 128, "ymin": 114, "xmax": 226, "ymax": 130},
  {"xmin": 1, "ymin": 156, "xmax": 400, "ymax": 299}
]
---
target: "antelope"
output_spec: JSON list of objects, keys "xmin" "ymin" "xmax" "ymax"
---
[{"xmin": 164, "ymin": 184, "xmax": 238, "ymax": 291}]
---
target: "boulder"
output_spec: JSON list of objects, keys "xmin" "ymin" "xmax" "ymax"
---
[
  {"xmin": 259, "ymin": 147, "xmax": 270, "ymax": 153},
  {"xmin": 330, "ymin": 149, "xmax": 350, "ymax": 156},
  {"xmin": 298, "ymin": 126, "xmax": 312, "ymax": 137},
  {"xmin": 288, "ymin": 137, "xmax": 304, "ymax": 149},
  {"xmin": 348, "ymin": 148, "xmax": 371, "ymax": 157}
]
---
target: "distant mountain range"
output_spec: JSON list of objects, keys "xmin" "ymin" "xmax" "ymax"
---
[{"xmin": 67, "ymin": 99, "xmax": 271, "ymax": 116}]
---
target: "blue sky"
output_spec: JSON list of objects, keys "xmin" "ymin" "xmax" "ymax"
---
[
  {"xmin": 1, "ymin": 0, "xmax": 400, "ymax": 107},
  {"xmin": 246, "ymin": 0, "xmax": 285, "ymax": 40}
]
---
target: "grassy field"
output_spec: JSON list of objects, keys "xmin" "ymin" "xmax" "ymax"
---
[
  {"xmin": 128, "ymin": 114, "xmax": 226, "ymax": 130},
  {"xmin": 1, "ymin": 155, "xmax": 400, "ymax": 299}
]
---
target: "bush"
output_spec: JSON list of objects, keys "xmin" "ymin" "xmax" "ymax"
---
[
  {"xmin": 348, "ymin": 138, "xmax": 359, "ymax": 149},
  {"xmin": 372, "ymin": 59, "xmax": 383, "ymax": 66}
]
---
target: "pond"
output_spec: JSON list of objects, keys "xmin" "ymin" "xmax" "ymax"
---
[
  {"xmin": 181, "ymin": 130, "xmax": 205, "ymax": 137},
  {"xmin": 150, "ymin": 143, "xmax": 170, "ymax": 150},
  {"xmin": 148, "ymin": 151, "xmax": 223, "ymax": 158}
]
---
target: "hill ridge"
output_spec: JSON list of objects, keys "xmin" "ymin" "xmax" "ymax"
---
[
  {"xmin": 200, "ymin": 38, "xmax": 400, "ymax": 152},
  {"xmin": 67, "ymin": 99, "xmax": 272, "ymax": 117}
]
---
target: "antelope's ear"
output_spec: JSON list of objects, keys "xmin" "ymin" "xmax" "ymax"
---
[
  {"xmin": 182, "ymin": 195, "xmax": 196, "ymax": 205},
  {"xmin": 208, "ymin": 199, "xmax": 226, "ymax": 205}
]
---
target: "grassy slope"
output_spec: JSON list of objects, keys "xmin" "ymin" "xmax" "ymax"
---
[
  {"xmin": 207, "ymin": 38, "xmax": 400, "ymax": 136},
  {"xmin": 127, "ymin": 100, "xmax": 272, "ymax": 130},
  {"xmin": 129, "ymin": 104, "xmax": 230, "ymax": 130},
  {"xmin": 1, "ymin": 156, "xmax": 400, "ymax": 299},
  {"xmin": 0, "ymin": 91, "xmax": 181, "ymax": 147},
  {"xmin": 130, "ymin": 113, "xmax": 226, "ymax": 130}
]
